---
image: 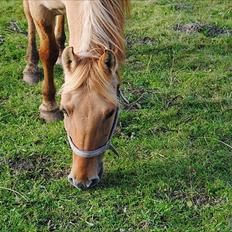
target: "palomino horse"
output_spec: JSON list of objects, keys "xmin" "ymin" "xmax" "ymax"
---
[{"xmin": 23, "ymin": 0, "xmax": 130, "ymax": 189}]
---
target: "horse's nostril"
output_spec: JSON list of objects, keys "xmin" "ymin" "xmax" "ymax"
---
[
  {"xmin": 68, "ymin": 175, "xmax": 84, "ymax": 189},
  {"xmin": 88, "ymin": 177, "xmax": 100, "ymax": 188},
  {"xmin": 68, "ymin": 176, "xmax": 74, "ymax": 184}
]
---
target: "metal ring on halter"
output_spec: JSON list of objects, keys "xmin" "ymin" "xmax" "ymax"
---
[{"xmin": 66, "ymin": 107, "xmax": 119, "ymax": 158}]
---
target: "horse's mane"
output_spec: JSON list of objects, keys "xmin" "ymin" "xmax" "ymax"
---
[
  {"xmin": 62, "ymin": 0, "xmax": 130, "ymax": 105},
  {"xmin": 62, "ymin": 56, "xmax": 119, "ymax": 105},
  {"xmin": 78, "ymin": 0, "xmax": 130, "ymax": 62}
]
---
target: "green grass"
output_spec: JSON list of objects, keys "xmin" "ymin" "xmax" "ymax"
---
[{"xmin": 0, "ymin": 0, "xmax": 232, "ymax": 231}]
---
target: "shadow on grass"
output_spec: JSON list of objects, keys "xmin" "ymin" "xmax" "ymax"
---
[{"xmin": 100, "ymin": 149, "xmax": 232, "ymax": 204}]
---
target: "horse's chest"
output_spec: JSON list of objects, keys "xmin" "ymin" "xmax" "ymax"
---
[{"xmin": 41, "ymin": 0, "xmax": 65, "ymax": 15}]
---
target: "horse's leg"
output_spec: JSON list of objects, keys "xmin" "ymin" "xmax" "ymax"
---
[
  {"xmin": 32, "ymin": 11, "xmax": 63, "ymax": 122},
  {"xmin": 55, "ymin": 15, "xmax": 66, "ymax": 65},
  {"xmin": 23, "ymin": 0, "xmax": 40, "ymax": 85}
]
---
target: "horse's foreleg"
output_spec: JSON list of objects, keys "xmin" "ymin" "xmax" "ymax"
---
[
  {"xmin": 23, "ymin": 0, "xmax": 40, "ymax": 85},
  {"xmin": 36, "ymin": 20, "xmax": 63, "ymax": 122},
  {"xmin": 55, "ymin": 15, "xmax": 66, "ymax": 65}
]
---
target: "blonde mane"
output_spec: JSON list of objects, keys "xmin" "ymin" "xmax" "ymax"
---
[
  {"xmin": 62, "ymin": 57, "xmax": 119, "ymax": 105},
  {"xmin": 78, "ymin": 0, "xmax": 129, "ymax": 61},
  {"xmin": 62, "ymin": 0, "xmax": 130, "ymax": 105}
]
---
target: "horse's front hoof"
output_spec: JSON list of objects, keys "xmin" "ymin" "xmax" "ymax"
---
[
  {"xmin": 39, "ymin": 105, "xmax": 63, "ymax": 122},
  {"xmin": 23, "ymin": 70, "xmax": 40, "ymax": 85}
]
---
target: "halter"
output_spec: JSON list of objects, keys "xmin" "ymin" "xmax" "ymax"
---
[{"xmin": 67, "ymin": 107, "xmax": 120, "ymax": 158}]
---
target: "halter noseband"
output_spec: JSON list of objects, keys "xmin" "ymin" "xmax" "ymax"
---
[{"xmin": 67, "ymin": 107, "xmax": 119, "ymax": 158}]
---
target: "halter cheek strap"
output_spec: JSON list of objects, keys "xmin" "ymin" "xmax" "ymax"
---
[{"xmin": 67, "ymin": 108, "xmax": 119, "ymax": 158}]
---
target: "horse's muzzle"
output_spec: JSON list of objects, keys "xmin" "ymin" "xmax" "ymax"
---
[{"xmin": 68, "ymin": 162, "xmax": 104, "ymax": 190}]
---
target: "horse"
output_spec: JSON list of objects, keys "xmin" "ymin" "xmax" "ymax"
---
[{"xmin": 22, "ymin": 0, "xmax": 130, "ymax": 189}]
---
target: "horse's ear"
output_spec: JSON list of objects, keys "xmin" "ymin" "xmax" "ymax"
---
[
  {"xmin": 62, "ymin": 46, "xmax": 78, "ymax": 72},
  {"xmin": 99, "ymin": 49, "xmax": 117, "ymax": 72}
]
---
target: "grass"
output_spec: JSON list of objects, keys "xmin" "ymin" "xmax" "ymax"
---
[{"xmin": 0, "ymin": 0, "xmax": 232, "ymax": 231}]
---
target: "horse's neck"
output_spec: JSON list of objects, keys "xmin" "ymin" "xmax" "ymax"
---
[
  {"xmin": 65, "ymin": 0, "xmax": 125, "ymax": 62},
  {"xmin": 64, "ymin": 1, "xmax": 83, "ymax": 53}
]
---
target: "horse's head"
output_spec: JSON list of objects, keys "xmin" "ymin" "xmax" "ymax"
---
[{"xmin": 61, "ymin": 47, "xmax": 119, "ymax": 189}]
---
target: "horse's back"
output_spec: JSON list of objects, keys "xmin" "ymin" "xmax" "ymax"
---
[{"xmin": 27, "ymin": 0, "xmax": 65, "ymax": 16}]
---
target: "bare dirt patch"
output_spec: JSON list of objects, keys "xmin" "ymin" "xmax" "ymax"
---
[
  {"xmin": 164, "ymin": 95, "xmax": 183, "ymax": 108},
  {"xmin": 174, "ymin": 23, "xmax": 232, "ymax": 37},
  {"xmin": 156, "ymin": 188, "xmax": 225, "ymax": 207},
  {"xmin": 151, "ymin": 126, "xmax": 177, "ymax": 136},
  {"xmin": 7, "ymin": 153, "xmax": 67, "ymax": 179},
  {"xmin": 171, "ymin": 3, "xmax": 193, "ymax": 11},
  {"xmin": 126, "ymin": 34, "xmax": 157, "ymax": 48}
]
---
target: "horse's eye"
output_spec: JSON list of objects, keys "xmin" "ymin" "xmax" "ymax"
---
[
  {"xmin": 61, "ymin": 107, "xmax": 69, "ymax": 116},
  {"xmin": 105, "ymin": 109, "xmax": 115, "ymax": 119}
]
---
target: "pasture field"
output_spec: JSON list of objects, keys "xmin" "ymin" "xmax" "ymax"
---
[{"xmin": 0, "ymin": 0, "xmax": 232, "ymax": 231}]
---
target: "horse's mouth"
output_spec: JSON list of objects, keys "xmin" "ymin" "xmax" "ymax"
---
[{"xmin": 98, "ymin": 161, "xmax": 104, "ymax": 180}]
